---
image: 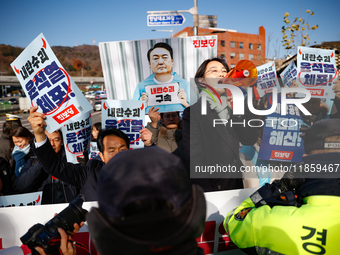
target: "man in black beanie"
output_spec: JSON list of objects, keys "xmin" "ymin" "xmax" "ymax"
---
[{"xmin": 87, "ymin": 147, "xmax": 206, "ymax": 255}]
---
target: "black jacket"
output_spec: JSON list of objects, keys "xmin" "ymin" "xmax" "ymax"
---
[
  {"xmin": 30, "ymin": 139, "xmax": 104, "ymax": 201},
  {"xmin": 183, "ymin": 97, "xmax": 258, "ymax": 192},
  {"xmin": 15, "ymin": 147, "xmax": 79, "ymax": 204}
]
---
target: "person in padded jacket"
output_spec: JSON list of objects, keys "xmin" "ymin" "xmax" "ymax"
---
[{"xmin": 15, "ymin": 130, "xmax": 79, "ymax": 204}]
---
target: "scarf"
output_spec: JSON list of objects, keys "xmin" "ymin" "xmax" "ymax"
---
[
  {"xmin": 12, "ymin": 144, "xmax": 30, "ymax": 177},
  {"xmin": 201, "ymin": 91, "xmax": 231, "ymax": 121}
]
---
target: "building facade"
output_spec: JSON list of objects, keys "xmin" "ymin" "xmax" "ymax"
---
[{"xmin": 174, "ymin": 26, "xmax": 266, "ymax": 68}]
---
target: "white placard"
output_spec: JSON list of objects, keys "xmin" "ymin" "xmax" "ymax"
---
[
  {"xmin": 10, "ymin": 33, "xmax": 93, "ymax": 133},
  {"xmin": 62, "ymin": 111, "xmax": 92, "ymax": 164},
  {"xmin": 101, "ymin": 100, "xmax": 145, "ymax": 149},
  {"xmin": 145, "ymin": 83, "xmax": 181, "ymax": 106},
  {"xmin": 296, "ymin": 46, "xmax": 337, "ymax": 98},
  {"xmin": 256, "ymin": 61, "xmax": 280, "ymax": 98}
]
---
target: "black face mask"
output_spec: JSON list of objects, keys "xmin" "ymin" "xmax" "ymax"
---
[{"xmin": 87, "ymin": 185, "xmax": 206, "ymax": 255}]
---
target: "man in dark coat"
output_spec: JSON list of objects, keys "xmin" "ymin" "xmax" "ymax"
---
[{"xmin": 27, "ymin": 106, "xmax": 130, "ymax": 201}]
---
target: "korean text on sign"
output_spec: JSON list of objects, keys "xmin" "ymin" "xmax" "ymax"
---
[
  {"xmin": 145, "ymin": 83, "xmax": 181, "ymax": 107},
  {"xmin": 258, "ymin": 96, "xmax": 305, "ymax": 163},
  {"xmin": 10, "ymin": 33, "xmax": 93, "ymax": 133},
  {"xmin": 102, "ymin": 100, "xmax": 145, "ymax": 149},
  {"xmin": 62, "ymin": 112, "xmax": 92, "ymax": 164},
  {"xmin": 256, "ymin": 61, "xmax": 279, "ymax": 98},
  {"xmin": 296, "ymin": 46, "xmax": 337, "ymax": 98}
]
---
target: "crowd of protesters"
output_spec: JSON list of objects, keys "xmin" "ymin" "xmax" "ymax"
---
[{"xmin": 0, "ymin": 56, "xmax": 340, "ymax": 255}]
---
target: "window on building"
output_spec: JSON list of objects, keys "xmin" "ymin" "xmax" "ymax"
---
[
  {"xmin": 230, "ymin": 64, "xmax": 236, "ymax": 68},
  {"xmin": 221, "ymin": 52, "xmax": 226, "ymax": 58},
  {"xmin": 239, "ymin": 53, "xmax": 244, "ymax": 60},
  {"xmin": 230, "ymin": 53, "xmax": 236, "ymax": 59},
  {"xmin": 221, "ymin": 40, "xmax": 225, "ymax": 47},
  {"xmin": 249, "ymin": 43, "xmax": 253, "ymax": 50},
  {"xmin": 230, "ymin": 41, "xmax": 235, "ymax": 48},
  {"xmin": 240, "ymin": 42, "xmax": 244, "ymax": 49},
  {"xmin": 257, "ymin": 55, "xmax": 262, "ymax": 61},
  {"xmin": 249, "ymin": 54, "xmax": 254, "ymax": 60},
  {"xmin": 257, "ymin": 44, "xmax": 262, "ymax": 50}
]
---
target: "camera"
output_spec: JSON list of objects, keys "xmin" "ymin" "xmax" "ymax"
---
[{"xmin": 20, "ymin": 197, "xmax": 88, "ymax": 255}]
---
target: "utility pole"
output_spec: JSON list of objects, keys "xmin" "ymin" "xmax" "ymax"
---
[{"xmin": 193, "ymin": 0, "xmax": 198, "ymax": 36}]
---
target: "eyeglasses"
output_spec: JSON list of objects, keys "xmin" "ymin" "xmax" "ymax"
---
[
  {"xmin": 205, "ymin": 68, "xmax": 228, "ymax": 75},
  {"xmin": 163, "ymin": 113, "xmax": 178, "ymax": 119}
]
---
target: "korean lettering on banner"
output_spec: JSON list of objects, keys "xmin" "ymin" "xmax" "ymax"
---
[
  {"xmin": 280, "ymin": 61, "xmax": 297, "ymax": 88},
  {"xmin": 102, "ymin": 100, "xmax": 145, "ymax": 149},
  {"xmin": 296, "ymin": 46, "xmax": 337, "ymax": 98},
  {"xmin": 256, "ymin": 61, "xmax": 279, "ymax": 98},
  {"xmin": 62, "ymin": 112, "xmax": 92, "ymax": 164},
  {"xmin": 145, "ymin": 83, "xmax": 181, "ymax": 107},
  {"xmin": 10, "ymin": 33, "xmax": 93, "ymax": 133},
  {"xmin": 0, "ymin": 192, "xmax": 43, "ymax": 207},
  {"xmin": 258, "ymin": 95, "xmax": 305, "ymax": 163},
  {"xmin": 193, "ymin": 38, "xmax": 216, "ymax": 48}
]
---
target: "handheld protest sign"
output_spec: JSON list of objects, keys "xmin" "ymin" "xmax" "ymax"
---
[
  {"xmin": 258, "ymin": 94, "xmax": 305, "ymax": 163},
  {"xmin": 10, "ymin": 33, "xmax": 93, "ymax": 133},
  {"xmin": 99, "ymin": 36, "xmax": 217, "ymax": 113},
  {"xmin": 61, "ymin": 111, "xmax": 92, "ymax": 164},
  {"xmin": 101, "ymin": 100, "xmax": 145, "ymax": 149},
  {"xmin": 280, "ymin": 61, "xmax": 297, "ymax": 88},
  {"xmin": 256, "ymin": 61, "xmax": 280, "ymax": 98},
  {"xmin": 296, "ymin": 46, "xmax": 337, "ymax": 98},
  {"xmin": 89, "ymin": 142, "xmax": 100, "ymax": 160}
]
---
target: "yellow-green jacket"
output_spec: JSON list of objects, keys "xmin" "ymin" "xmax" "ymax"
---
[{"xmin": 224, "ymin": 195, "xmax": 340, "ymax": 254}]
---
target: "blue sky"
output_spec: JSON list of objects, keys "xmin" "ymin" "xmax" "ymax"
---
[{"xmin": 1, "ymin": 0, "xmax": 339, "ymax": 59}]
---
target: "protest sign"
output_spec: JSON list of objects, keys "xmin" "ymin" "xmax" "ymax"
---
[
  {"xmin": 0, "ymin": 188, "xmax": 256, "ymax": 254},
  {"xmin": 280, "ymin": 61, "xmax": 297, "ymax": 88},
  {"xmin": 256, "ymin": 61, "xmax": 280, "ymax": 97},
  {"xmin": 296, "ymin": 46, "xmax": 337, "ymax": 98},
  {"xmin": 101, "ymin": 100, "xmax": 145, "ymax": 149},
  {"xmin": 61, "ymin": 111, "xmax": 92, "ymax": 164},
  {"xmin": 10, "ymin": 33, "xmax": 93, "ymax": 133},
  {"xmin": 258, "ymin": 95, "xmax": 305, "ymax": 163},
  {"xmin": 99, "ymin": 36, "xmax": 217, "ymax": 113},
  {"xmin": 145, "ymin": 83, "xmax": 181, "ymax": 107},
  {"xmin": 89, "ymin": 142, "xmax": 100, "ymax": 160},
  {"xmin": 0, "ymin": 192, "xmax": 42, "ymax": 207}
]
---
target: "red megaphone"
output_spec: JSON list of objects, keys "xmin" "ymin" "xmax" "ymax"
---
[
  {"xmin": 220, "ymin": 60, "xmax": 258, "ymax": 87},
  {"xmin": 220, "ymin": 60, "xmax": 260, "ymax": 105}
]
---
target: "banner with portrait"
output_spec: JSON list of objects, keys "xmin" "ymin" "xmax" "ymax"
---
[{"xmin": 99, "ymin": 36, "xmax": 217, "ymax": 113}]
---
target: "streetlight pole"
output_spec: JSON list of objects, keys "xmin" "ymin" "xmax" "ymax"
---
[{"xmin": 193, "ymin": 0, "xmax": 198, "ymax": 36}]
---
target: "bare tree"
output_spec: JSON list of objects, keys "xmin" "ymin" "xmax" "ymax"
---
[{"xmin": 282, "ymin": 10, "xmax": 318, "ymax": 54}]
